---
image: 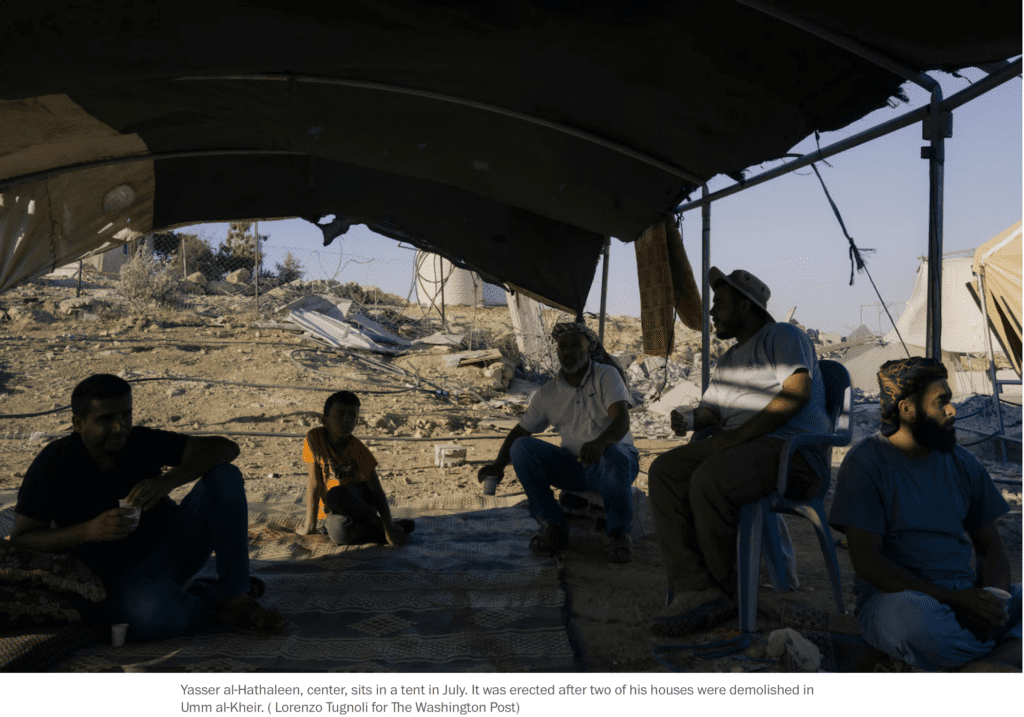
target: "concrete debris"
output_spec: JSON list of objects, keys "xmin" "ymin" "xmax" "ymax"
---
[{"xmin": 846, "ymin": 324, "xmax": 876, "ymax": 342}]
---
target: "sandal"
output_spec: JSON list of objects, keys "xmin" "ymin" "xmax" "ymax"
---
[
  {"xmin": 216, "ymin": 594, "xmax": 287, "ymax": 636},
  {"xmin": 529, "ymin": 523, "xmax": 568, "ymax": 557},
  {"xmin": 605, "ymin": 531, "xmax": 632, "ymax": 564}
]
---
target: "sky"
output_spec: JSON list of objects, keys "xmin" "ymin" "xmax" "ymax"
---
[{"xmin": 186, "ymin": 66, "xmax": 1021, "ymax": 336}]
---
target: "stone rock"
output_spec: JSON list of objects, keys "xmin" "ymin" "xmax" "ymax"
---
[
  {"xmin": 226, "ymin": 268, "xmax": 251, "ymax": 284},
  {"xmin": 819, "ymin": 331, "xmax": 842, "ymax": 345},
  {"xmin": 178, "ymin": 279, "xmax": 205, "ymax": 295},
  {"xmin": 58, "ymin": 297, "xmax": 93, "ymax": 315},
  {"xmin": 166, "ymin": 387, "xmax": 185, "ymax": 397},
  {"xmin": 187, "ymin": 272, "xmax": 208, "ymax": 288},
  {"xmin": 6, "ymin": 306, "xmax": 56, "ymax": 324},
  {"xmin": 207, "ymin": 280, "xmax": 242, "ymax": 295}
]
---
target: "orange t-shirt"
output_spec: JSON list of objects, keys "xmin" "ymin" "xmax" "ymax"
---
[{"xmin": 302, "ymin": 427, "xmax": 378, "ymax": 520}]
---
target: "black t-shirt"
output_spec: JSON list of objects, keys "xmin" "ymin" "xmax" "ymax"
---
[{"xmin": 16, "ymin": 426, "xmax": 190, "ymax": 582}]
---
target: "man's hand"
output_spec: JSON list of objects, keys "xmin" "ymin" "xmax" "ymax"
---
[
  {"xmin": 578, "ymin": 438, "xmax": 610, "ymax": 467},
  {"xmin": 84, "ymin": 508, "xmax": 139, "ymax": 542},
  {"xmin": 125, "ymin": 474, "xmax": 178, "ymax": 511},
  {"xmin": 477, "ymin": 464, "xmax": 504, "ymax": 484},
  {"xmin": 946, "ymin": 588, "xmax": 1008, "ymax": 640},
  {"xmin": 670, "ymin": 408, "xmax": 690, "ymax": 436},
  {"xmin": 383, "ymin": 521, "xmax": 408, "ymax": 547}
]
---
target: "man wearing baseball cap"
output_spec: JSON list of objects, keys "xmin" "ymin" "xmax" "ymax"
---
[{"xmin": 648, "ymin": 267, "xmax": 831, "ymax": 636}]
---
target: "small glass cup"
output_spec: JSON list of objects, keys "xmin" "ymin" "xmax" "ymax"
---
[
  {"xmin": 483, "ymin": 476, "xmax": 498, "ymax": 496},
  {"xmin": 119, "ymin": 498, "xmax": 141, "ymax": 526},
  {"xmin": 111, "ymin": 623, "xmax": 129, "ymax": 646}
]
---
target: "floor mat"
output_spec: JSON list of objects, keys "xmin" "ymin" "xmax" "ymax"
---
[{"xmin": 55, "ymin": 492, "xmax": 581, "ymax": 672}]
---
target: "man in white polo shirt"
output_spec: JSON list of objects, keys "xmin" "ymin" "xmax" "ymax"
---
[
  {"xmin": 478, "ymin": 322, "xmax": 639, "ymax": 563},
  {"xmin": 648, "ymin": 267, "xmax": 831, "ymax": 636}
]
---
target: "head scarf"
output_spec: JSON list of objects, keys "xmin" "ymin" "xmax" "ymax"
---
[
  {"xmin": 877, "ymin": 357, "xmax": 948, "ymax": 436},
  {"xmin": 550, "ymin": 322, "xmax": 628, "ymax": 385}
]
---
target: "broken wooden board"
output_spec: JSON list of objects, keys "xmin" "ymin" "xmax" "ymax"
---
[{"xmin": 443, "ymin": 348, "xmax": 503, "ymax": 368}]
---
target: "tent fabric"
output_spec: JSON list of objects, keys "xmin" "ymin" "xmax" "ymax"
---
[
  {"xmin": 883, "ymin": 256, "xmax": 1005, "ymax": 355},
  {"xmin": 971, "ymin": 221, "xmax": 1022, "ymax": 375},
  {"xmin": 1, "ymin": 2, "xmax": 1020, "ymax": 313}
]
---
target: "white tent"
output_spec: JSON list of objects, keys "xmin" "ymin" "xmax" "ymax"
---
[{"xmin": 884, "ymin": 255, "xmax": 1003, "ymax": 355}]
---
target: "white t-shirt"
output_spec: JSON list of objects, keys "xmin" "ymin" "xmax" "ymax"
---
[
  {"xmin": 699, "ymin": 322, "xmax": 832, "ymax": 478},
  {"xmin": 519, "ymin": 361, "xmax": 634, "ymax": 456}
]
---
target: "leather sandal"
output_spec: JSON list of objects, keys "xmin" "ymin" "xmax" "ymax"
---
[{"xmin": 528, "ymin": 523, "xmax": 568, "ymax": 557}]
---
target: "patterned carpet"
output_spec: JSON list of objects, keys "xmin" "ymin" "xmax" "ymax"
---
[{"xmin": 1, "ymin": 491, "xmax": 581, "ymax": 672}]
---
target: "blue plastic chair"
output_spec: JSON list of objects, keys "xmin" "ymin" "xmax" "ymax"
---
[{"xmin": 736, "ymin": 359, "xmax": 853, "ymax": 633}]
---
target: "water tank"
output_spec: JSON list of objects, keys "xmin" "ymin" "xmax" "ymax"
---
[{"xmin": 415, "ymin": 251, "xmax": 506, "ymax": 306}]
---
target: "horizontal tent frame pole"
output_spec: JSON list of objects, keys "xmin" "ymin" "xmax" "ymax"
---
[
  {"xmin": 674, "ymin": 57, "xmax": 1020, "ymax": 214},
  {"xmin": 172, "ymin": 74, "xmax": 708, "ymax": 186}
]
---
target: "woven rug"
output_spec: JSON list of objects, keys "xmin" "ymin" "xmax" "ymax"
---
[{"xmin": 32, "ymin": 491, "xmax": 581, "ymax": 672}]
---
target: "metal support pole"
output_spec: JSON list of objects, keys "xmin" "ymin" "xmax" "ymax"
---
[
  {"xmin": 599, "ymin": 236, "xmax": 610, "ymax": 343},
  {"xmin": 924, "ymin": 87, "xmax": 947, "ymax": 359},
  {"xmin": 254, "ymin": 220, "xmax": 260, "ymax": 317},
  {"xmin": 701, "ymin": 185, "xmax": 711, "ymax": 393},
  {"xmin": 977, "ymin": 272, "xmax": 1008, "ymax": 463},
  {"xmin": 76, "ymin": 259, "xmax": 83, "ymax": 297}
]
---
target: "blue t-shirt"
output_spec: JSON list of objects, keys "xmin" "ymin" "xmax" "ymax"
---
[{"xmin": 829, "ymin": 433, "xmax": 1009, "ymax": 610}]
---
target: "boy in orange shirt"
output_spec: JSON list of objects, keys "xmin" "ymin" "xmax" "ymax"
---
[{"xmin": 298, "ymin": 391, "xmax": 413, "ymax": 546}]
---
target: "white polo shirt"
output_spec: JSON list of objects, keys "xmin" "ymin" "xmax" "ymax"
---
[{"xmin": 519, "ymin": 361, "xmax": 634, "ymax": 456}]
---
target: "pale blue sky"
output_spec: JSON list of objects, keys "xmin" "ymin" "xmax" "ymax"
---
[{"xmin": 190, "ymin": 66, "xmax": 1021, "ymax": 335}]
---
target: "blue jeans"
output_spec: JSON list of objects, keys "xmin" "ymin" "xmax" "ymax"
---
[
  {"xmin": 858, "ymin": 581, "xmax": 1023, "ymax": 671},
  {"xmin": 509, "ymin": 437, "xmax": 639, "ymax": 536},
  {"xmin": 105, "ymin": 464, "xmax": 251, "ymax": 641}
]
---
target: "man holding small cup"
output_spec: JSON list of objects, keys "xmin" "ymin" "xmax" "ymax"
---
[
  {"xmin": 9, "ymin": 374, "xmax": 284, "ymax": 642},
  {"xmin": 648, "ymin": 268, "xmax": 831, "ymax": 636}
]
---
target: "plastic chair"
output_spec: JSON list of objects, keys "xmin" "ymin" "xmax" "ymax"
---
[{"xmin": 736, "ymin": 359, "xmax": 853, "ymax": 633}]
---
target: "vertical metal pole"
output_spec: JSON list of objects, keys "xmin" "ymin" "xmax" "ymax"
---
[
  {"xmin": 701, "ymin": 185, "xmax": 711, "ymax": 394},
  {"xmin": 253, "ymin": 220, "xmax": 260, "ymax": 317},
  {"xmin": 977, "ymin": 272, "xmax": 1008, "ymax": 462},
  {"xmin": 76, "ymin": 259, "xmax": 83, "ymax": 297},
  {"xmin": 924, "ymin": 88, "xmax": 946, "ymax": 360},
  {"xmin": 599, "ymin": 236, "xmax": 610, "ymax": 343}
]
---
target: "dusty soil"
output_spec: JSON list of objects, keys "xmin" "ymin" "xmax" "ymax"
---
[{"xmin": 1, "ymin": 272, "xmax": 1020, "ymax": 673}]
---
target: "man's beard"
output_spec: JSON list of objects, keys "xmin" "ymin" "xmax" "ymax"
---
[
  {"xmin": 909, "ymin": 413, "xmax": 956, "ymax": 452},
  {"xmin": 561, "ymin": 355, "xmax": 589, "ymax": 375}
]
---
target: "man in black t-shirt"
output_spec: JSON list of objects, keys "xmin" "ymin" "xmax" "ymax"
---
[{"xmin": 10, "ymin": 374, "xmax": 284, "ymax": 640}]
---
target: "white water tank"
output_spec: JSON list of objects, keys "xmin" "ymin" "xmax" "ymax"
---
[{"xmin": 415, "ymin": 251, "xmax": 506, "ymax": 306}]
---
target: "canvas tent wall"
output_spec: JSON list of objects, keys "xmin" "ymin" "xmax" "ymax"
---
[
  {"xmin": 971, "ymin": 221, "xmax": 1022, "ymax": 376},
  {"xmin": 0, "ymin": 2, "xmax": 1019, "ymax": 318},
  {"xmin": 884, "ymin": 256, "xmax": 1005, "ymax": 355}
]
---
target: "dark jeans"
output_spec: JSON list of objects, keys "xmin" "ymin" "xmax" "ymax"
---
[
  {"xmin": 322, "ymin": 483, "xmax": 385, "ymax": 545},
  {"xmin": 105, "ymin": 464, "xmax": 251, "ymax": 641}
]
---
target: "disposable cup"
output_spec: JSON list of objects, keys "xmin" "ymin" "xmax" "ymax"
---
[
  {"xmin": 984, "ymin": 586, "xmax": 1012, "ymax": 614},
  {"xmin": 483, "ymin": 477, "xmax": 498, "ymax": 496},
  {"xmin": 111, "ymin": 623, "xmax": 129, "ymax": 647},
  {"xmin": 119, "ymin": 498, "xmax": 141, "ymax": 525}
]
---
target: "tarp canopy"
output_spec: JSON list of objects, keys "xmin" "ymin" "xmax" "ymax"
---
[
  {"xmin": 1, "ymin": 1, "xmax": 1020, "ymax": 313},
  {"xmin": 971, "ymin": 221, "xmax": 1022, "ymax": 375},
  {"xmin": 884, "ymin": 255, "xmax": 1007, "ymax": 355}
]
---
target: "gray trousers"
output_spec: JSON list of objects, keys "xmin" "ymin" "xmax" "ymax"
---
[{"xmin": 648, "ymin": 433, "xmax": 819, "ymax": 598}]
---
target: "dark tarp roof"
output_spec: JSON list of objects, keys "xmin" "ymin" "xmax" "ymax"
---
[{"xmin": 1, "ymin": 1, "xmax": 1020, "ymax": 312}]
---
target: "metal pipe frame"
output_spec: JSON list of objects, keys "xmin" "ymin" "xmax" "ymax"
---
[
  {"xmin": 924, "ymin": 86, "xmax": 945, "ymax": 359},
  {"xmin": 976, "ymin": 271, "xmax": 1008, "ymax": 462},
  {"xmin": 701, "ymin": 185, "xmax": 711, "ymax": 393},
  {"xmin": 674, "ymin": 59, "xmax": 1021, "ymax": 214},
  {"xmin": 172, "ymin": 73, "xmax": 707, "ymax": 186},
  {"xmin": 599, "ymin": 236, "xmax": 610, "ymax": 343}
]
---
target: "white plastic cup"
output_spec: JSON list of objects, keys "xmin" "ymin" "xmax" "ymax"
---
[
  {"xmin": 119, "ymin": 498, "xmax": 141, "ymax": 526},
  {"xmin": 984, "ymin": 586, "xmax": 1012, "ymax": 615},
  {"xmin": 111, "ymin": 623, "xmax": 129, "ymax": 646},
  {"xmin": 483, "ymin": 476, "xmax": 498, "ymax": 496}
]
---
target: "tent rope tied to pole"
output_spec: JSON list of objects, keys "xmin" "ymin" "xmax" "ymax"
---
[{"xmin": 810, "ymin": 134, "xmax": 911, "ymax": 358}]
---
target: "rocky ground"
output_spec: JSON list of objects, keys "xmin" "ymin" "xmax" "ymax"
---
[{"xmin": 0, "ymin": 268, "xmax": 1020, "ymax": 673}]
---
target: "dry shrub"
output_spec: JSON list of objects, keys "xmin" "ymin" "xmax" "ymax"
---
[{"xmin": 117, "ymin": 251, "xmax": 183, "ymax": 315}]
